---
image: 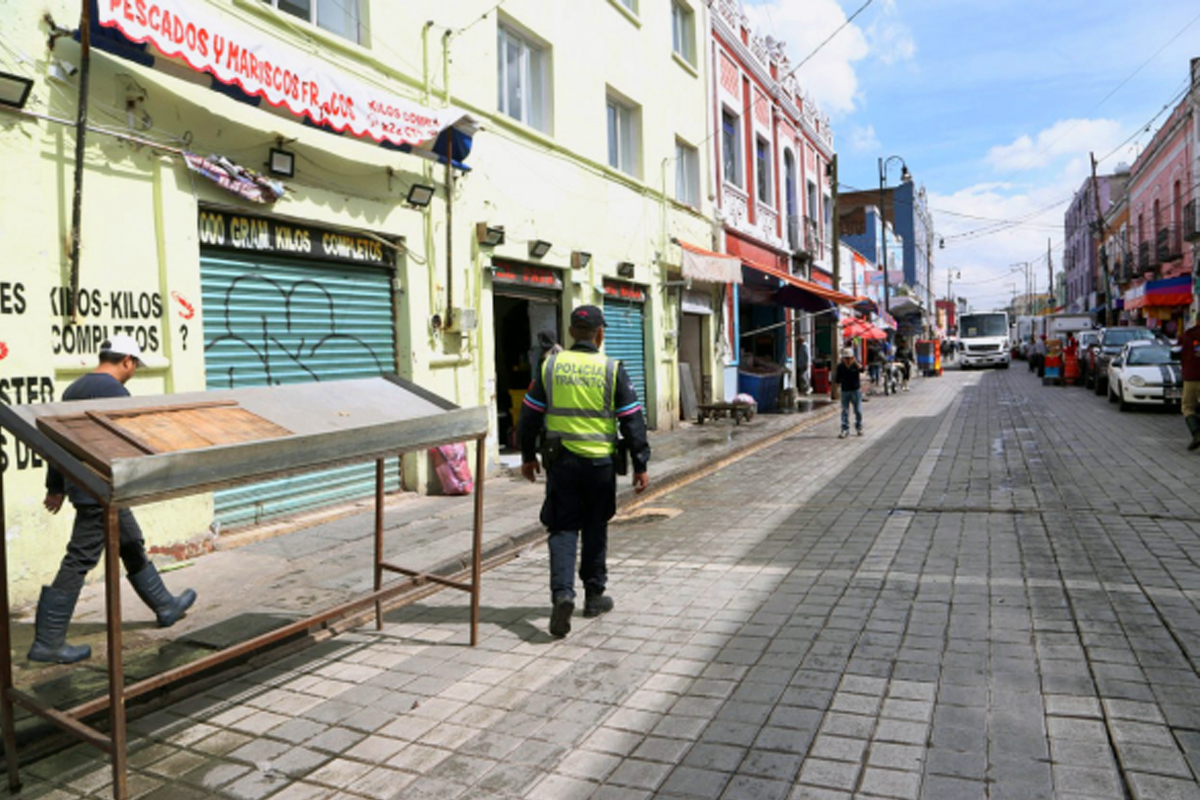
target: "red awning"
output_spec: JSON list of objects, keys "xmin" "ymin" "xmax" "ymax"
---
[{"xmin": 742, "ymin": 259, "xmax": 859, "ymax": 307}]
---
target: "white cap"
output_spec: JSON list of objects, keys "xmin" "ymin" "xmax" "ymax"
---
[
  {"xmin": 100, "ymin": 334, "xmax": 144, "ymax": 365},
  {"xmin": 842, "ymin": 347, "xmax": 855, "ymax": 359}
]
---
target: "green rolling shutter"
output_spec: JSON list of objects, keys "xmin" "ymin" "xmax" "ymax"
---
[
  {"xmin": 201, "ymin": 251, "xmax": 399, "ymax": 528},
  {"xmin": 602, "ymin": 298, "xmax": 647, "ymax": 404}
]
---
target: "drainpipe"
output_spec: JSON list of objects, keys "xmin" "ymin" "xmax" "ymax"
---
[
  {"xmin": 67, "ymin": 0, "xmax": 93, "ymax": 324},
  {"xmin": 443, "ymin": 30, "xmax": 455, "ymax": 324}
]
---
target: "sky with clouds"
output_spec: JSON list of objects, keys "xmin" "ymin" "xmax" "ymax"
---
[{"xmin": 742, "ymin": 0, "xmax": 1199, "ymax": 312}]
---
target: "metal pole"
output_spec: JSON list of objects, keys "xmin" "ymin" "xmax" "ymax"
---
[
  {"xmin": 878, "ymin": 158, "xmax": 889, "ymax": 329},
  {"xmin": 374, "ymin": 458, "xmax": 384, "ymax": 631},
  {"xmin": 67, "ymin": 0, "xmax": 93, "ymax": 324},
  {"xmin": 471, "ymin": 435, "xmax": 486, "ymax": 647},
  {"xmin": 0, "ymin": 467, "xmax": 21, "ymax": 793},
  {"xmin": 104, "ymin": 505, "xmax": 127, "ymax": 800}
]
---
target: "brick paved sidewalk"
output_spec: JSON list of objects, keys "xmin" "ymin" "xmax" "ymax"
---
[{"xmin": 7, "ymin": 399, "xmax": 838, "ymax": 757}]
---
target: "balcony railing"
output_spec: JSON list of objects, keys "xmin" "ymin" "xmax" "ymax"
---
[
  {"xmin": 1138, "ymin": 241, "xmax": 1154, "ymax": 273},
  {"xmin": 787, "ymin": 214, "xmax": 801, "ymax": 251},
  {"xmin": 1156, "ymin": 227, "xmax": 1182, "ymax": 263},
  {"xmin": 804, "ymin": 216, "xmax": 819, "ymax": 254},
  {"xmin": 1185, "ymin": 201, "xmax": 1199, "ymax": 243}
]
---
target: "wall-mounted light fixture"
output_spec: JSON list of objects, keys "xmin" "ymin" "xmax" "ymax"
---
[
  {"xmin": 0, "ymin": 71, "xmax": 34, "ymax": 109},
  {"xmin": 571, "ymin": 251, "xmax": 592, "ymax": 269},
  {"xmin": 528, "ymin": 239, "xmax": 552, "ymax": 259},
  {"xmin": 475, "ymin": 223, "xmax": 505, "ymax": 247},
  {"xmin": 616, "ymin": 261, "xmax": 636, "ymax": 279},
  {"xmin": 267, "ymin": 147, "xmax": 295, "ymax": 178},
  {"xmin": 406, "ymin": 183, "xmax": 435, "ymax": 207}
]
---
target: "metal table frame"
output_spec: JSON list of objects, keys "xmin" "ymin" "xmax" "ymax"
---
[{"xmin": 0, "ymin": 376, "xmax": 488, "ymax": 799}]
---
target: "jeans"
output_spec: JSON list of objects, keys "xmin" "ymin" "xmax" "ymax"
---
[
  {"xmin": 52, "ymin": 506, "xmax": 150, "ymax": 593},
  {"xmin": 840, "ymin": 389, "xmax": 863, "ymax": 433}
]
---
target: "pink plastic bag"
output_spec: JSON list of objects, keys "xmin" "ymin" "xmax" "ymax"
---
[{"xmin": 430, "ymin": 443, "xmax": 474, "ymax": 495}]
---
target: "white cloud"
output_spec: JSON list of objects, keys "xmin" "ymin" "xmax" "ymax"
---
[
  {"xmin": 741, "ymin": 0, "xmax": 870, "ymax": 116},
  {"xmin": 847, "ymin": 124, "xmax": 880, "ymax": 152},
  {"xmin": 929, "ymin": 181, "xmax": 1076, "ymax": 312},
  {"xmin": 985, "ymin": 119, "xmax": 1126, "ymax": 172},
  {"xmin": 865, "ymin": 0, "xmax": 916, "ymax": 66}
]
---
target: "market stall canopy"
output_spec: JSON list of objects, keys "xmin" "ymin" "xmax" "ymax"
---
[
  {"xmin": 742, "ymin": 259, "xmax": 859, "ymax": 311},
  {"xmin": 841, "ymin": 317, "xmax": 887, "ymax": 340},
  {"xmin": 0, "ymin": 376, "xmax": 488, "ymax": 505},
  {"xmin": 678, "ymin": 240, "xmax": 743, "ymax": 284},
  {"xmin": 86, "ymin": 0, "xmax": 478, "ymax": 167}
]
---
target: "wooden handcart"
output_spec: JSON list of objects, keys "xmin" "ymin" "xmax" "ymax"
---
[{"xmin": 696, "ymin": 401, "xmax": 755, "ymax": 425}]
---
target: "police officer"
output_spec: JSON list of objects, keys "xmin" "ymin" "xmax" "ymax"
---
[
  {"xmin": 33, "ymin": 335, "xmax": 197, "ymax": 663},
  {"xmin": 518, "ymin": 305, "xmax": 650, "ymax": 638}
]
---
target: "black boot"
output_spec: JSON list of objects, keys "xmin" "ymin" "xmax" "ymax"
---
[
  {"xmin": 1187, "ymin": 416, "xmax": 1200, "ymax": 452},
  {"xmin": 27, "ymin": 586, "xmax": 91, "ymax": 664},
  {"xmin": 583, "ymin": 590, "xmax": 614, "ymax": 619},
  {"xmin": 128, "ymin": 564, "xmax": 196, "ymax": 628}
]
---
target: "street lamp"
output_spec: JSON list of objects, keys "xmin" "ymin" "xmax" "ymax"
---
[{"xmin": 878, "ymin": 156, "xmax": 911, "ymax": 332}]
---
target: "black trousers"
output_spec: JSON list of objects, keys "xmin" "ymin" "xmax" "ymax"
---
[
  {"xmin": 51, "ymin": 506, "xmax": 150, "ymax": 593},
  {"xmin": 541, "ymin": 454, "xmax": 616, "ymax": 601}
]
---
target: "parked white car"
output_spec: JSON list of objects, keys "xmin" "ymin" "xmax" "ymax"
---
[{"xmin": 1107, "ymin": 342, "xmax": 1183, "ymax": 412}]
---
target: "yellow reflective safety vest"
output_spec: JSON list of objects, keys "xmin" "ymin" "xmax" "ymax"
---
[{"xmin": 542, "ymin": 349, "xmax": 619, "ymax": 458}]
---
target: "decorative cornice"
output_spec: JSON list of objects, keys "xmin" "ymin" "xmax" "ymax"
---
[{"xmin": 711, "ymin": 0, "xmax": 833, "ymax": 156}]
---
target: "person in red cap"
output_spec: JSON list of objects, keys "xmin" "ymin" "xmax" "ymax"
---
[
  {"xmin": 517, "ymin": 305, "xmax": 650, "ymax": 638},
  {"xmin": 32, "ymin": 336, "xmax": 197, "ymax": 664}
]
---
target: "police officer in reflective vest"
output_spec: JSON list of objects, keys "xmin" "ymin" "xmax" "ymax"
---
[{"xmin": 518, "ymin": 305, "xmax": 650, "ymax": 637}]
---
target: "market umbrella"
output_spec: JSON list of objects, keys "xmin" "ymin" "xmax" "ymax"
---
[{"xmin": 841, "ymin": 318, "xmax": 887, "ymax": 340}]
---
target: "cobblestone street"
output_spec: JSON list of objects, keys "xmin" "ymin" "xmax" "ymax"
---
[{"xmin": 18, "ymin": 364, "xmax": 1200, "ymax": 800}]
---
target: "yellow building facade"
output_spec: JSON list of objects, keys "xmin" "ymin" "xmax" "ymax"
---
[{"xmin": 0, "ymin": 0, "xmax": 719, "ymax": 604}]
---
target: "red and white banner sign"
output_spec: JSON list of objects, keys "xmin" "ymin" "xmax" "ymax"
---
[{"xmin": 99, "ymin": 0, "xmax": 474, "ymax": 149}]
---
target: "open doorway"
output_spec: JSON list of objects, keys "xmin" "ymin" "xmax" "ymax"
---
[{"xmin": 493, "ymin": 294, "xmax": 561, "ymax": 457}]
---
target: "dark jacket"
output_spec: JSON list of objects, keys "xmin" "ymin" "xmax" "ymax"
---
[
  {"xmin": 517, "ymin": 341, "xmax": 650, "ymax": 474},
  {"xmin": 1182, "ymin": 324, "xmax": 1200, "ymax": 382},
  {"xmin": 45, "ymin": 372, "xmax": 129, "ymax": 506},
  {"xmin": 833, "ymin": 360, "xmax": 863, "ymax": 392}
]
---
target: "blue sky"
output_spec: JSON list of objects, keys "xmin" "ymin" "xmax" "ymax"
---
[{"xmin": 743, "ymin": 0, "xmax": 1199, "ymax": 311}]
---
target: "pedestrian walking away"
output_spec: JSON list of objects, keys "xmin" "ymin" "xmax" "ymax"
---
[
  {"xmin": 795, "ymin": 334, "xmax": 812, "ymax": 395},
  {"xmin": 518, "ymin": 305, "xmax": 650, "ymax": 638},
  {"xmin": 33, "ymin": 335, "xmax": 197, "ymax": 664},
  {"xmin": 1180, "ymin": 315, "xmax": 1200, "ymax": 451},
  {"xmin": 834, "ymin": 346, "xmax": 864, "ymax": 438}
]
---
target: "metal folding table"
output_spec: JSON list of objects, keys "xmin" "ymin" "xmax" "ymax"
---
[{"xmin": 0, "ymin": 375, "xmax": 488, "ymax": 799}]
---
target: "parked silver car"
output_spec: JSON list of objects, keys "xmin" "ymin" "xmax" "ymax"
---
[{"xmin": 1090, "ymin": 327, "xmax": 1161, "ymax": 395}]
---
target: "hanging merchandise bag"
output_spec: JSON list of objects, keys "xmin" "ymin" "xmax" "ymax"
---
[{"xmin": 430, "ymin": 443, "xmax": 474, "ymax": 495}]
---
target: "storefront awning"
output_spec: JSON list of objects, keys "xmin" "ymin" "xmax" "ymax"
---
[
  {"xmin": 678, "ymin": 241, "xmax": 743, "ymax": 284},
  {"xmin": 1126, "ymin": 275, "xmax": 1193, "ymax": 309},
  {"xmin": 91, "ymin": 0, "xmax": 478, "ymax": 164},
  {"xmin": 886, "ymin": 295, "xmax": 925, "ymax": 317},
  {"xmin": 742, "ymin": 259, "xmax": 859, "ymax": 311}
]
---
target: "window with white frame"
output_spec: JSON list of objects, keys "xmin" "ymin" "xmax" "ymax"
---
[
  {"xmin": 265, "ymin": 0, "xmax": 365, "ymax": 44},
  {"xmin": 675, "ymin": 139, "xmax": 700, "ymax": 207},
  {"xmin": 755, "ymin": 137, "xmax": 771, "ymax": 205},
  {"xmin": 671, "ymin": 1, "xmax": 695, "ymax": 65},
  {"xmin": 617, "ymin": 0, "xmax": 638, "ymax": 14},
  {"xmin": 721, "ymin": 110, "xmax": 741, "ymax": 188},
  {"xmin": 497, "ymin": 23, "xmax": 551, "ymax": 134},
  {"xmin": 607, "ymin": 95, "xmax": 639, "ymax": 177}
]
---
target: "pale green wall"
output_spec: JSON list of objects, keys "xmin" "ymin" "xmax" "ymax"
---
[{"xmin": 0, "ymin": 0, "xmax": 720, "ymax": 605}]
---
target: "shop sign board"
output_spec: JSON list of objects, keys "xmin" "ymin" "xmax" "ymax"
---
[
  {"xmin": 198, "ymin": 209, "xmax": 394, "ymax": 267},
  {"xmin": 98, "ymin": 0, "xmax": 471, "ymax": 148},
  {"xmin": 492, "ymin": 262, "xmax": 563, "ymax": 291},
  {"xmin": 602, "ymin": 280, "xmax": 646, "ymax": 303}
]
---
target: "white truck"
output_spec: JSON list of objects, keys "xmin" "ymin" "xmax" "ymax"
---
[
  {"xmin": 959, "ymin": 311, "xmax": 1011, "ymax": 369},
  {"xmin": 1043, "ymin": 313, "xmax": 1094, "ymax": 342}
]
